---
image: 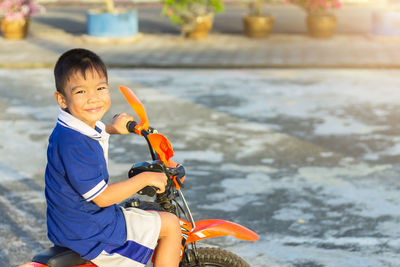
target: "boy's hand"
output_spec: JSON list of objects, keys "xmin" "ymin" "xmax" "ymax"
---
[
  {"xmin": 147, "ymin": 172, "xmax": 168, "ymax": 194},
  {"xmin": 93, "ymin": 172, "xmax": 168, "ymax": 208},
  {"xmin": 106, "ymin": 112, "xmax": 133, "ymax": 134}
]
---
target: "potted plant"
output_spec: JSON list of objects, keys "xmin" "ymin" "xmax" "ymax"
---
[
  {"xmin": 162, "ymin": 0, "xmax": 224, "ymax": 39},
  {"xmin": 87, "ymin": 0, "xmax": 139, "ymax": 38},
  {"xmin": 285, "ymin": 0, "xmax": 342, "ymax": 38},
  {"xmin": 0, "ymin": 0, "xmax": 44, "ymax": 39},
  {"xmin": 243, "ymin": 0, "xmax": 275, "ymax": 38}
]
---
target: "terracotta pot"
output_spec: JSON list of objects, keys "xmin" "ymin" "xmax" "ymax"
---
[
  {"xmin": 183, "ymin": 14, "xmax": 213, "ymax": 39},
  {"xmin": 243, "ymin": 15, "xmax": 274, "ymax": 38},
  {"xmin": 306, "ymin": 12, "xmax": 337, "ymax": 38},
  {"xmin": 0, "ymin": 17, "xmax": 29, "ymax": 40}
]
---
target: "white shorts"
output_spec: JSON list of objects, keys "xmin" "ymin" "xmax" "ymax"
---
[{"xmin": 91, "ymin": 207, "xmax": 161, "ymax": 267}]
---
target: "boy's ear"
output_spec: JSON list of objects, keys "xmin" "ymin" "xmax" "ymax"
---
[{"xmin": 54, "ymin": 91, "xmax": 67, "ymax": 109}]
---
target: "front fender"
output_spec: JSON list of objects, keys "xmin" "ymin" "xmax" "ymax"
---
[{"xmin": 186, "ymin": 219, "xmax": 259, "ymax": 244}]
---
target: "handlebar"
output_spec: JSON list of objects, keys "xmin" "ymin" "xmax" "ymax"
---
[
  {"xmin": 126, "ymin": 121, "xmax": 157, "ymax": 135},
  {"xmin": 135, "ymin": 165, "xmax": 185, "ymax": 197},
  {"xmin": 126, "ymin": 121, "xmax": 185, "ymax": 197},
  {"xmin": 126, "ymin": 121, "xmax": 159, "ymax": 197},
  {"xmin": 138, "ymin": 186, "xmax": 159, "ymax": 197}
]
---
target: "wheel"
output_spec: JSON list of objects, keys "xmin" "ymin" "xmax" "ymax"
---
[{"xmin": 180, "ymin": 247, "xmax": 250, "ymax": 267}]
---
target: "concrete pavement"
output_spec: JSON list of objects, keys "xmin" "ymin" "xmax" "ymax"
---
[
  {"xmin": 1, "ymin": 3, "xmax": 400, "ymax": 68},
  {"xmin": 2, "ymin": 68, "xmax": 400, "ymax": 267}
]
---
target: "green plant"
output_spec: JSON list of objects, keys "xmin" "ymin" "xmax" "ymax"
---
[{"xmin": 162, "ymin": 0, "xmax": 224, "ymax": 26}]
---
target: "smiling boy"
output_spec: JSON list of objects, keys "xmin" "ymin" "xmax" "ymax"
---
[{"xmin": 45, "ymin": 48, "xmax": 181, "ymax": 267}]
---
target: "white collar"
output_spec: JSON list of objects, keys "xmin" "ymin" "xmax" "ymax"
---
[
  {"xmin": 57, "ymin": 108, "xmax": 110, "ymax": 164},
  {"xmin": 57, "ymin": 108, "xmax": 108, "ymax": 141}
]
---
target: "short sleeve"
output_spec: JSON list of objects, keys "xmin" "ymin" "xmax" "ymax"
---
[{"xmin": 60, "ymin": 140, "xmax": 108, "ymax": 202}]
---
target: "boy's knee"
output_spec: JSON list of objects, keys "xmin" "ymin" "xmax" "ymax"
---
[
  {"xmin": 159, "ymin": 212, "xmax": 181, "ymax": 237},
  {"xmin": 166, "ymin": 213, "xmax": 181, "ymax": 230}
]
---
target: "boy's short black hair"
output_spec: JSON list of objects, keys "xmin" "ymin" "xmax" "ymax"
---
[{"xmin": 54, "ymin": 48, "xmax": 108, "ymax": 94}]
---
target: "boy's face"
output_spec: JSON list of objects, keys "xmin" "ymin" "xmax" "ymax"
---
[{"xmin": 55, "ymin": 69, "xmax": 110, "ymax": 128}]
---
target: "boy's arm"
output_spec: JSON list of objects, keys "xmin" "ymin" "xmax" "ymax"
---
[
  {"xmin": 106, "ymin": 112, "xmax": 133, "ymax": 135},
  {"xmin": 92, "ymin": 172, "xmax": 167, "ymax": 207},
  {"xmin": 98, "ymin": 113, "xmax": 164, "ymax": 207}
]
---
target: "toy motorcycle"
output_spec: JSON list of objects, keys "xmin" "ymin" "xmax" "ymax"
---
[{"xmin": 19, "ymin": 86, "xmax": 259, "ymax": 267}]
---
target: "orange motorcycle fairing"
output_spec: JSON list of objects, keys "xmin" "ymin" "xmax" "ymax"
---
[
  {"xmin": 186, "ymin": 219, "xmax": 259, "ymax": 244},
  {"xmin": 179, "ymin": 219, "xmax": 193, "ymax": 260},
  {"xmin": 119, "ymin": 86, "xmax": 149, "ymax": 135},
  {"xmin": 147, "ymin": 133, "xmax": 186, "ymax": 189},
  {"xmin": 147, "ymin": 133, "xmax": 174, "ymax": 166}
]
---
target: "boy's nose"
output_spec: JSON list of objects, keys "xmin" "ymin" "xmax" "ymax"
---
[{"xmin": 87, "ymin": 90, "xmax": 101, "ymax": 102}]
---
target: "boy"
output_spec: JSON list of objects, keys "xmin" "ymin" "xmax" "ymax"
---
[{"xmin": 45, "ymin": 48, "xmax": 181, "ymax": 267}]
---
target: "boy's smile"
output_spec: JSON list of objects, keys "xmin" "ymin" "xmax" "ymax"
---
[{"xmin": 55, "ymin": 69, "xmax": 111, "ymax": 128}]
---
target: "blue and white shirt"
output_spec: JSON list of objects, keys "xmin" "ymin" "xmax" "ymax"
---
[{"xmin": 45, "ymin": 108, "xmax": 127, "ymax": 260}]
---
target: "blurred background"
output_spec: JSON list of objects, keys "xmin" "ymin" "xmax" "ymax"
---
[{"xmin": 2, "ymin": 0, "xmax": 400, "ymax": 267}]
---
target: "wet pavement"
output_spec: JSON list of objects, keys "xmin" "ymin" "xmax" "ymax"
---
[{"xmin": 1, "ymin": 68, "xmax": 400, "ymax": 266}]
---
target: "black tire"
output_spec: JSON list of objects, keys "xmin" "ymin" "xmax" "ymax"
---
[{"xmin": 181, "ymin": 247, "xmax": 250, "ymax": 267}]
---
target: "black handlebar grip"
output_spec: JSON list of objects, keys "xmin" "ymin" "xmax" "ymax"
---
[
  {"xmin": 126, "ymin": 121, "xmax": 157, "ymax": 134},
  {"xmin": 126, "ymin": 121, "xmax": 137, "ymax": 133},
  {"xmin": 138, "ymin": 186, "xmax": 158, "ymax": 197}
]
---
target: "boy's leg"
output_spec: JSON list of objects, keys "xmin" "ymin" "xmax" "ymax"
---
[{"xmin": 153, "ymin": 212, "xmax": 181, "ymax": 267}]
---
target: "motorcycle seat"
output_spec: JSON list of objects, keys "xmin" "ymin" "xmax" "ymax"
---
[{"xmin": 32, "ymin": 246, "xmax": 93, "ymax": 267}]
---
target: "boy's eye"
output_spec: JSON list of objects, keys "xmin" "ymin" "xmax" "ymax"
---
[
  {"xmin": 75, "ymin": 90, "xmax": 85, "ymax": 94},
  {"xmin": 98, "ymin": 86, "xmax": 108, "ymax": 91}
]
